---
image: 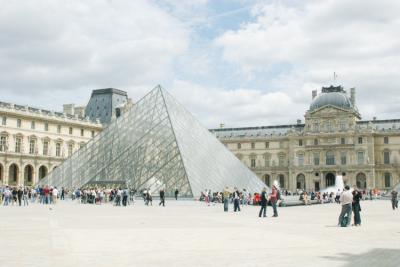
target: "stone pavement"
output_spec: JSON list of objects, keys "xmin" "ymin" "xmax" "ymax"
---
[{"xmin": 0, "ymin": 200, "xmax": 399, "ymax": 267}]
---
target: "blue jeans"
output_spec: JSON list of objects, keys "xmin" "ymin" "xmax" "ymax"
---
[
  {"xmin": 223, "ymin": 199, "xmax": 229, "ymax": 212},
  {"xmin": 272, "ymin": 201, "xmax": 278, "ymax": 216},
  {"xmin": 338, "ymin": 203, "xmax": 352, "ymax": 226},
  {"xmin": 3, "ymin": 196, "xmax": 10, "ymax": 206}
]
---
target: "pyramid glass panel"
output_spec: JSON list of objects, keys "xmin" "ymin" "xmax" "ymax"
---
[{"xmin": 38, "ymin": 86, "xmax": 265, "ymax": 198}]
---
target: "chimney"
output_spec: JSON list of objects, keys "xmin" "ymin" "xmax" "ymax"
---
[
  {"xmin": 297, "ymin": 119, "xmax": 302, "ymax": 124},
  {"xmin": 350, "ymin": 88, "xmax": 356, "ymax": 107},
  {"xmin": 373, "ymin": 117, "xmax": 377, "ymax": 121},
  {"xmin": 312, "ymin": 90, "xmax": 317, "ymax": 99}
]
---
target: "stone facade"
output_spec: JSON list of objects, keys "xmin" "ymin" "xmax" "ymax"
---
[
  {"xmin": 0, "ymin": 102, "xmax": 102, "ymax": 186},
  {"xmin": 212, "ymin": 86, "xmax": 400, "ymax": 192}
]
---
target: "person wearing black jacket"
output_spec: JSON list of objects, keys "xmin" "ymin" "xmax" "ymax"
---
[
  {"xmin": 352, "ymin": 189, "xmax": 362, "ymax": 226},
  {"xmin": 159, "ymin": 189, "xmax": 165, "ymax": 207},
  {"xmin": 17, "ymin": 187, "xmax": 23, "ymax": 206},
  {"xmin": 259, "ymin": 188, "xmax": 268, "ymax": 217}
]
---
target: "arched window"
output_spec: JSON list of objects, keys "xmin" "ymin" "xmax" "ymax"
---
[
  {"xmin": 278, "ymin": 174, "xmax": 285, "ymax": 188},
  {"xmin": 0, "ymin": 163, "xmax": 3, "ymax": 183},
  {"xmin": 263, "ymin": 174, "xmax": 271, "ymax": 187},
  {"xmin": 356, "ymin": 173, "xmax": 367, "ymax": 189},
  {"xmin": 296, "ymin": 174, "xmax": 306, "ymax": 189},
  {"xmin": 9, "ymin": 163, "xmax": 19, "ymax": 185},
  {"xmin": 384, "ymin": 173, "xmax": 391, "ymax": 188},
  {"xmin": 24, "ymin": 165, "xmax": 34, "ymax": 185},
  {"xmin": 39, "ymin": 166, "xmax": 48, "ymax": 180}
]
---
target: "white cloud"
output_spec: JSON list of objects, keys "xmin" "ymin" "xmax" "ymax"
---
[
  {"xmin": 169, "ymin": 80, "xmax": 305, "ymax": 128},
  {"xmin": 0, "ymin": 0, "xmax": 188, "ymax": 102},
  {"xmin": 215, "ymin": 0, "xmax": 400, "ymax": 120}
]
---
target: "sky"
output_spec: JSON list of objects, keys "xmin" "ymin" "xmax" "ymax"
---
[{"xmin": 0, "ymin": 0, "xmax": 399, "ymax": 128}]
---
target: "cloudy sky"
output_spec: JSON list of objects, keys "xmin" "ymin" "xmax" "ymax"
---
[{"xmin": 1, "ymin": 0, "xmax": 399, "ymax": 128}]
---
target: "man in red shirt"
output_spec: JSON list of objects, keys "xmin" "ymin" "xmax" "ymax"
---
[
  {"xmin": 270, "ymin": 185, "xmax": 279, "ymax": 217},
  {"xmin": 43, "ymin": 186, "xmax": 50, "ymax": 204}
]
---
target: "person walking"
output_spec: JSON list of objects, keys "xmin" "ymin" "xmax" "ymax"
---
[
  {"xmin": 223, "ymin": 187, "xmax": 230, "ymax": 212},
  {"xmin": 61, "ymin": 187, "xmax": 65, "ymax": 200},
  {"xmin": 23, "ymin": 187, "xmax": 29, "ymax": 206},
  {"xmin": 159, "ymin": 189, "xmax": 165, "ymax": 207},
  {"xmin": 338, "ymin": 185, "xmax": 353, "ymax": 227},
  {"xmin": 233, "ymin": 188, "xmax": 241, "ymax": 212},
  {"xmin": 270, "ymin": 185, "xmax": 279, "ymax": 217},
  {"xmin": 3, "ymin": 187, "xmax": 11, "ymax": 206},
  {"xmin": 146, "ymin": 189, "xmax": 152, "ymax": 206},
  {"xmin": 391, "ymin": 190, "xmax": 398, "ymax": 210},
  {"xmin": 174, "ymin": 189, "xmax": 179, "ymax": 200},
  {"xmin": 352, "ymin": 189, "xmax": 362, "ymax": 226},
  {"xmin": 52, "ymin": 187, "xmax": 59, "ymax": 204},
  {"xmin": 17, "ymin": 187, "xmax": 23, "ymax": 206},
  {"xmin": 259, "ymin": 187, "xmax": 268, "ymax": 217},
  {"xmin": 122, "ymin": 188, "xmax": 128, "ymax": 206}
]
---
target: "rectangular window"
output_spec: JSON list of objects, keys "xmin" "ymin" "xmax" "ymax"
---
[
  {"xmin": 91, "ymin": 131, "xmax": 95, "ymax": 138},
  {"xmin": 15, "ymin": 137, "xmax": 22, "ymax": 153},
  {"xmin": 298, "ymin": 154, "xmax": 304, "ymax": 166},
  {"xmin": 80, "ymin": 129, "xmax": 84, "ymax": 137},
  {"xmin": 384, "ymin": 151, "xmax": 390, "ymax": 164},
  {"xmin": 326, "ymin": 121, "xmax": 332, "ymax": 132},
  {"xmin": 250, "ymin": 158, "xmax": 256, "ymax": 168},
  {"xmin": 357, "ymin": 151, "xmax": 364, "ymax": 165},
  {"xmin": 79, "ymin": 143, "xmax": 85, "ymax": 149},
  {"xmin": 237, "ymin": 143, "xmax": 241, "ymax": 149},
  {"xmin": 313, "ymin": 122, "xmax": 319, "ymax": 132},
  {"xmin": 384, "ymin": 136, "xmax": 389, "ymax": 144},
  {"xmin": 358, "ymin": 137, "xmax": 363, "ymax": 144},
  {"xmin": 313, "ymin": 153, "xmax": 319, "ymax": 165},
  {"xmin": 251, "ymin": 142, "xmax": 255, "ymax": 149},
  {"xmin": 44, "ymin": 123, "xmax": 49, "ymax": 131},
  {"xmin": 384, "ymin": 173, "xmax": 391, "ymax": 188},
  {"xmin": 57, "ymin": 125, "xmax": 61, "ymax": 134},
  {"xmin": 341, "ymin": 137, "xmax": 345, "ymax": 145},
  {"xmin": 17, "ymin": 119, "xmax": 21, "ymax": 128},
  {"xmin": 265, "ymin": 156, "xmax": 270, "ymax": 167},
  {"xmin": 326, "ymin": 152, "xmax": 335, "ymax": 165},
  {"xmin": 341, "ymin": 152, "xmax": 347, "ymax": 165},
  {"xmin": 31, "ymin": 121, "xmax": 35, "ymax": 130},
  {"xmin": 265, "ymin": 142, "xmax": 269, "ymax": 148},
  {"xmin": 69, "ymin": 127, "xmax": 73, "ymax": 135},
  {"xmin": 56, "ymin": 143, "xmax": 61, "ymax": 157},
  {"xmin": 0, "ymin": 136, "xmax": 6, "ymax": 152},
  {"xmin": 1, "ymin": 116, "xmax": 6, "ymax": 126},
  {"xmin": 43, "ymin": 141, "xmax": 49, "ymax": 156},
  {"xmin": 279, "ymin": 155, "xmax": 285, "ymax": 166},
  {"xmin": 340, "ymin": 120, "xmax": 346, "ymax": 131},
  {"xmin": 298, "ymin": 139, "xmax": 303, "ymax": 146},
  {"xmin": 29, "ymin": 139, "xmax": 35, "ymax": 154},
  {"xmin": 68, "ymin": 144, "xmax": 73, "ymax": 157},
  {"xmin": 314, "ymin": 139, "xmax": 318, "ymax": 145}
]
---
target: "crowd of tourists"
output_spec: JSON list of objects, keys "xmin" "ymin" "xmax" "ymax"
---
[
  {"xmin": 1, "ymin": 184, "xmax": 398, "ymax": 221},
  {"xmin": 0, "ymin": 185, "xmax": 65, "ymax": 206}
]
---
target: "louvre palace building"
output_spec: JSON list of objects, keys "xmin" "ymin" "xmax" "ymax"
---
[
  {"xmin": 0, "ymin": 88, "xmax": 131, "ymax": 187},
  {"xmin": 211, "ymin": 85, "xmax": 400, "ymax": 192},
  {"xmin": 1, "ymin": 85, "xmax": 400, "ymax": 192}
]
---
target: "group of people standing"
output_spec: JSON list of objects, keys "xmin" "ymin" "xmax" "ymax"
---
[{"xmin": 1, "ymin": 186, "xmax": 63, "ymax": 206}]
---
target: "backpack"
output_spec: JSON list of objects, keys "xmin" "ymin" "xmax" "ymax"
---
[{"xmin": 340, "ymin": 215, "xmax": 349, "ymax": 227}]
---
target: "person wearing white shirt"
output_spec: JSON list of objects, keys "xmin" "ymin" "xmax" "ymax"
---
[
  {"xmin": 338, "ymin": 185, "xmax": 353, "ymax": 226},
  {"xmin": 52, "ymin": 187, "xmax": 59, "ymax": 204}
]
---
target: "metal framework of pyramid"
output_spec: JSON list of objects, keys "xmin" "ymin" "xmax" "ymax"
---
[{"xmin": 38, "ymin": 86, "xmax": 265, "ymax": 198}]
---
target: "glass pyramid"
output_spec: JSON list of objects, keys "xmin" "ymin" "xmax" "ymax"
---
[{"xmin": 38, "ymin": 86, "xmax": 266, "ymax": 198}]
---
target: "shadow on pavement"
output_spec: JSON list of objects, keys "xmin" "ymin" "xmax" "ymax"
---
[{"xmin": 322, "ymin": 248, "xmax": 400, "ymax": 267}]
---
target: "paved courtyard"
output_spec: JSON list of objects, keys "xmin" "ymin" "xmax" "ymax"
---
[{"xmin": 0, "ymin": 199, "xmax": 399, "ymax": 267}]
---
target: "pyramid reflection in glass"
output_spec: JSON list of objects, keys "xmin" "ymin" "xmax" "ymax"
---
[{"xmin": 38, "ymin": 86, "xmax": 265, "ymax": 198}]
